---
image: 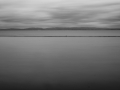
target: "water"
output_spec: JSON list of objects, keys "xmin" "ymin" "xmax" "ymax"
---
[
  {"xmin": 0, "ymin": 32, "xmax": 120, "ymax": 89},
  {"xmin": 0, "ymin": 30, "xmax": 120, "ymax": 90},
  {"xmin": 0, "ymin": 30, "xmax": 120, "ymax": 36}
]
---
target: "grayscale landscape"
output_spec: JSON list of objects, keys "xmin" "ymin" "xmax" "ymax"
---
[{"xmin": 0, "ymin": 0, "xmax": 120, "ymax": 90}]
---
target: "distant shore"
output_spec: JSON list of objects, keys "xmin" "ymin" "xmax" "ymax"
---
[
  {"xmin": 0, "ymin": 27, "xmax": 120, "ymax": 31},
  {"xmin": 1, "ymin": 36, "xmax": 120, "ymax": 37}
]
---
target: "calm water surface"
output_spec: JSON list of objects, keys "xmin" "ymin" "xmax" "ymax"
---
[
  {"xmin": 0, "ymin": 37, "xmax": 120, "ymax": 89},
  {"xmin": 0, "ymin": 30, "xmax": 120, "ymax": 36}
]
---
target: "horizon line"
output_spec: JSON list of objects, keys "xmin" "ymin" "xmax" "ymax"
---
[{"xmin": 1, "ymin": 36, "xmax": 120, "ymax": 37}]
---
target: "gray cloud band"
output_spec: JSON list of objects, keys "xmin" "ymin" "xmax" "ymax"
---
[{"xmin": 0, "ymin": 1, "xmax": 120, "ymax": 28}]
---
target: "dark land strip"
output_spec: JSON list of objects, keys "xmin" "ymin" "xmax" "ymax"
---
[{"xmin": 0, "ymin": 36, "xmax": 120, "ymax": 37}]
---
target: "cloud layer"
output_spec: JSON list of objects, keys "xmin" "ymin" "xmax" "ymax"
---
[{"xmin": 0, "ymin": 0, "xmax": 120, "ymax": 28}]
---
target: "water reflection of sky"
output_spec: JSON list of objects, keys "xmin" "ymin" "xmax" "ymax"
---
[{"xmin": 0, "ymin": 37, "xmax": 120, "ymax": 84}]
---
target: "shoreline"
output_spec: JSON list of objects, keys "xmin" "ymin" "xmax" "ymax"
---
[{"xmin": 0, "ymin": 36, "xmax": 120, "ymax": 37}]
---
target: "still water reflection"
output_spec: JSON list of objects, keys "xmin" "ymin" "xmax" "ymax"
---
[{"xmin": 0, "ymin": 37, "xmax": 120, "ymax": 86}]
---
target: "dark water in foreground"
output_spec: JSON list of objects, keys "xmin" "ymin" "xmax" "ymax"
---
[{"xmin": 0, "ymin": 37, "xmax": 120, "ymax": 90}]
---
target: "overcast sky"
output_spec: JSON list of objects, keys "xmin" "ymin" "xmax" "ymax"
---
[{"xmin": 0, "ymin": 0, "xmax": 120, "ymax": 28}]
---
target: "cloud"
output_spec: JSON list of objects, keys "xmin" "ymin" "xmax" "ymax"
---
[{"xmin": 0, "ymin": 0, "xmax": 120, "ymax": 28}]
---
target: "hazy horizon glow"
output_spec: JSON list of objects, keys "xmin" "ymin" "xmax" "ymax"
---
[{"xmin": 0, "ymin": 0, "xmax": 120, "ymax": 28}]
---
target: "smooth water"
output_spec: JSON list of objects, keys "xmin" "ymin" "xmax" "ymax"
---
[
  {"xmin": 0, "ymin": 30, "xmax": 120, "ymax": 36},
  {"xmin": 0, "ymin": 37, "xmax": 120, "ymax": 89}
]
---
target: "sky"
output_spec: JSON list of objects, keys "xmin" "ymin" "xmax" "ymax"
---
[{"xmin": 0, "ymin": 0, "xmax": 120, "ymax": 28}]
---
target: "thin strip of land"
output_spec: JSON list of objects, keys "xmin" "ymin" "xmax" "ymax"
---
[{"xmin": 1, "ymin": 36, "xmax": 120, "ymax": 37}]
